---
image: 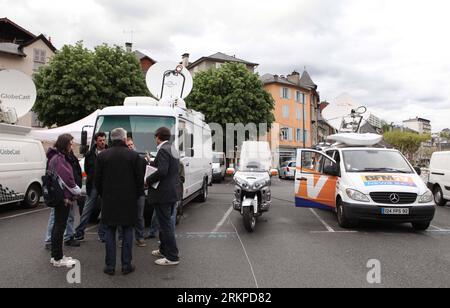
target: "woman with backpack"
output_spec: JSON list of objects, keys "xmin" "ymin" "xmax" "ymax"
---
[{"xmin": 46, "ymin": 134, "xmax": 82, "ymax": 268}]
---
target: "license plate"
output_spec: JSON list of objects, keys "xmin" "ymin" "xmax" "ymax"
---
[{"xmin": 382, "ymin": 208, "xmax": 410, "ymax": 215}]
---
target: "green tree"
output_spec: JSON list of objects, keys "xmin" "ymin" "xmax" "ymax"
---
[
  {"xmin": 33, "ymin": 42, "xmax": 149, "ymax": 127},
  {"xmin": 186, "ymin": 62, "xmax": 275, "ymax": 131},
  {"xmin": 440, "ymin": 131, "xmax": 450, "ymax": 140},
  {"xmin": 384, "ymin": 130, "xmax": 431, "ymax": 158}
]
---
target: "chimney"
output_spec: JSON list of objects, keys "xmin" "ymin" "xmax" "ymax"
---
[
  {"xmin": 125, "ymin": 42, "xmax": 133, "ymax": 53},
  {"xmin": 182, "ymin": 53, "xmax": 190, "ymax": 67},
  {"xmin": 287, "ymin": 70, "xmax": 300, "ymax": 84},
  {"xmin": 274, "ymin": 74, "xmax": 279, "ymax": 81}
]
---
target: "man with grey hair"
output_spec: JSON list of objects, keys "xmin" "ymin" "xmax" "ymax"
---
[{"xmin": 95, "ymin": 128, "xmax": 144, "ymax": 276}]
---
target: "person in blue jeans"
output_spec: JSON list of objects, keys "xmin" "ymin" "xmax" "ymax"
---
[
  {"xmin": 44, "ymin": 149, "xmax": 83, "ymax": 249},
  {"xmin": 74, "ymin": 132, "xmax": 107, "ymax": 242}
]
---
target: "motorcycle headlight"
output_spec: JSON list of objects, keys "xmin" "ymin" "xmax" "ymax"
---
[
  {"xmin": 253, "ymin": 180, "xmax": 267, "ymax": 190},
  {"xmin": 235, "ymin": 178, "xmax": 250, "ymax": 189},
  {"xmin": 419, "ymin": 190, "xmax": 433, "ymax": 204},
  {"xmin": 346, "ymin": 189, "xmax": 370, "ymax": 203}
]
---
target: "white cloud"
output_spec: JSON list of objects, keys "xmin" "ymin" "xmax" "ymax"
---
[{"xmin": 1, "ymin": 0, "xmax": 449, "ymax": 130}]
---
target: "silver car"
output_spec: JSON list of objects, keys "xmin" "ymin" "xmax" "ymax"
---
[{"xmin": 279, "ymin": 161, "xmax": 296, "ymax": 180}]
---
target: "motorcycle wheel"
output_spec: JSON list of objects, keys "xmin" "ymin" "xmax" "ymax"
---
[{"xmin": 243, "ymin": 207, "xmax": 256, "ymax": 233}]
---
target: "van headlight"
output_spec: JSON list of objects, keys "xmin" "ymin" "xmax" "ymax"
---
[
  {"xmin": 419, "ymin": 191, "xmax": 433, "ymax": 204},
  {"xmin": 346, "ymin": 189, "xmax": 370, "ymax": 203}
]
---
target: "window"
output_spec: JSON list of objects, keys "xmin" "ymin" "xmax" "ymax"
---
[
  {"xmin": 94, "ymin": 115, "xmax": 176, "ymax": 154},
  {"xmin": 281, "ymin": 88, "xmax": 290, "ymax": 99},
  {"xmin": 288, "ymin": 128, "xmax": 293, "ymax": 141},
  {"xmin": 296, "ymin": 91, "xmax": 305, "ymax": 104},
  {"xmin": 304, "ymin": 130, "xmax": 309, "ymax": 143},
  {"xmin": 281, "ymin": 128, "xmax": 289, "ymax": 141},
  {"xmin": 297, "ymin": 129, "xmax": 302, "ymax": 141},
  {"xmin": 215, "ymin": 63, "xmax": 223, "ymax": 69},
  {"xmin": 296, "ymin": 108, "xmax": 302, "ymax": 120},
  {"xmin": 282, "ymin": 105, "xmax": 290, "ymax": 118},
  {"xmin": 33, "ymin": 49, "xmax": 46, "ymax": 63}
]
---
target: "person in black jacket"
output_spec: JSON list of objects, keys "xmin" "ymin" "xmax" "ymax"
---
[
  {"xmin": 95, "ymin": 128, "xmax": 143, "ymax": 276},
  {"xmin": 75, "ymin": 132, "xmax": 107, "ymax": 242},
  {"xmin": 146, "ymin": 127, "xmax": 180, "ymax": 266}
]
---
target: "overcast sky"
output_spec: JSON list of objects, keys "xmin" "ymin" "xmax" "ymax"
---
[{"xmin": 2, "ymin": 0, "xmax": 449, "ymax": 131}]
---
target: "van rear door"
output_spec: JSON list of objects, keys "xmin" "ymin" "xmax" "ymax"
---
[{"xmin": 295, "ymin": 149, "xmax": 338, "ymax": 211}]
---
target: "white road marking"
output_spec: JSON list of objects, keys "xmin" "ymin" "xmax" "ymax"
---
[
  {"xmin": 0, "ymin": 207, "xmax": 50, "ymax": 221},
  {"xmin": 431, "ymin": 225, "xmax": 444, "ymax": 231},
  {"xmin": 309, "ymin": 208, "xmax": 335, "ymax": 233},
  {"xmin": 229, "ymin": 218, "xmax": 259, "ymax": 288},
  {"xmin": 310, "ymin": 231, "xmax": 358, "ymax": 234},
  {"xmin": 212, "ymin": 206, "xmax": 234, "ymax": 233}
]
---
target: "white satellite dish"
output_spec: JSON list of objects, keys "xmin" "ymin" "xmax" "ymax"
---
[
  {"xmin": 146, "ymin": 62, "xmax": 193, "ymax": 100},
  {"xmin": 0, "ymin": 69, "xmax": 37, "ymax": 119},
  {"xmin": 322, "ymin": 93, "xmax": 371, "ymax": 133}
]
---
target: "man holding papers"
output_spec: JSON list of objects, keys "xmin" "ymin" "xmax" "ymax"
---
[{"xmin": 146, "ymin": 127, "xmax": 181, "ymax": 266}]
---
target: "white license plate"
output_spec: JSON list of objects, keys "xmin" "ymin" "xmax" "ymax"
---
[{"xmin": 382, "ymin": 208, "xmax": 410, "ymax": 215}]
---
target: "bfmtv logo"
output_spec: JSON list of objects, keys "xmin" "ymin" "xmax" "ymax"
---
[{"xmin": 66, "ymin": 259, "xmax": 81, "ymax": 285}]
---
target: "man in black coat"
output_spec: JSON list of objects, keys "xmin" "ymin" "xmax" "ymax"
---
[
  {"xmin": 95, "ymin": 128, "xmax": 143, "ymax": 276},
  {"xmin": 146, "ymin": 127, "xmax": 181, "ymax": 266},
  {"xmin": 75, "ymin": 132, "xmax": 107, "ymax": 242}
]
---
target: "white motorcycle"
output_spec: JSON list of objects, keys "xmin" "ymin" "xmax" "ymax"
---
[{"xmin": 232, "ymin": 161, "xmax": 272, "ymax": 232}]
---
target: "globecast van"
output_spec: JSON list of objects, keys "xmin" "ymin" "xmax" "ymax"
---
[
  {"xmin": 428, "ymin": 151, "xmax": 450, "ymax": 206},
  {"xmin": 294, "ymin": 134, "xmax": 436, "ymax": 231},
  {"xmin": 0, "ymin": 124, "xmax": 46, "ymax": 208}
]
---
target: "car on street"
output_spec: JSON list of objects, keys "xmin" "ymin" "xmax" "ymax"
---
[
  {"xmin": 279, "ymin": 161, "xmax": 296, "ymax": 180},
  {"xmin": 428, "ymin": 151, "xmax": 450, "ymax": 206}
]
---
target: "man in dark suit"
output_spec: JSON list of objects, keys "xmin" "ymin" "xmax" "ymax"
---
[
  {"xmin": 146, "ymin": 127, "xmax": 180, "ymax": 266},
  {"xmin": 95, "ymin": 128, "xmax": 144, "ymax": 275}
]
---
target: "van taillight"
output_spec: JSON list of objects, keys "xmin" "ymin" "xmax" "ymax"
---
[{"xmin": 82, "ymin": 172, "xmax": 87, "ymax": 178}]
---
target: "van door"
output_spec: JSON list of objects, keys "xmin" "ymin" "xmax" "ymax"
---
[
  {"xmin": 444, "ymin": 155, "xmax": 450, "ymax": 199},
  {"xmin": 179, "ymin": 120, "xmax": 193, "ymax": 199},
  {"xmin": 295, "ymin": 149, "xmax": 339, "ymax": 211}
]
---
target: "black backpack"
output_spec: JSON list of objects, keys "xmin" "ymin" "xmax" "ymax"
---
[{"xmin": 42, "ymin": 170, "xmax": 65, "ymax": 208}]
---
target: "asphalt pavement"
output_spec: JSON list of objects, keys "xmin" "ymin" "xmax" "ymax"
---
[{"xmin": 0, "ymin": 178, "xmax": 450, "ymax": 288}]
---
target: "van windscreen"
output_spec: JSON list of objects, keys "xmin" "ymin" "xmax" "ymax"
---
[
  {"xmin": 94, "ymin": 115, "xmax": 176, "ymax": 154},
  {"xmin": 343, "ymin": 150, "xmax": 414, "ymax": 173}
]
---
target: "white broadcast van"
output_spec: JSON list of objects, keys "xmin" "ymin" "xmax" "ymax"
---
[
  {"xmin": 0, "ymin": 124, "xmax": 46, "ymax": 208},
  {"xmin": 428, "ymin": 151, "xmax": 450, "ymax": 206},
  {"xmin": 295, "ymin": 133, "xmax": 436, "ymax": 231},
  {"xmin": 81, "ymin": 63, "xmax": 213, "ymax": 219},
  {"xmin": 0, "ymin": 69, "xmax": 45, "ymax": 208}
]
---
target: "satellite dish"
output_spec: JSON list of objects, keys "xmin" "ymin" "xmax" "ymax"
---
[
  {"xmin": 322, "ymin": 93, "xmax": 371, "ymax": 132},
  {"xmin": 0, "ymin": 69, "xmax": 37, "ymax": 118},
  {"xmin": 146, "ymin": 62, "xmax": 193, "ymax": 100}
]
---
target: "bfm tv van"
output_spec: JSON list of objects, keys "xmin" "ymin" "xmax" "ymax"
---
[{"xmin": 294, "ymin": 134, "xmax": 436, "ymax": 231}]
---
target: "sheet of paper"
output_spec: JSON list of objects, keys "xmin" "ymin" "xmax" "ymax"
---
[{"xmin": 145, "ymin": 165, "xmax": 160, "ymax": 189}]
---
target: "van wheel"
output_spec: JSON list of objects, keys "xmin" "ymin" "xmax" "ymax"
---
[
  {"xmin": 412, "ymin": 221, "xmax": 431, "ymax": 231},
  {"xmin": 433, "ymin": 186, "xmax": 448, "ymax": 207},
  {"xmin": 337, "ymin": 200, "xmax": 355, "ymax": 229},
  {"xmin": 196, "ymin": 179, "xmax": 208, "ymax": 203},
  {"xmin": 23, "ymin": 184, "xmax": 41, "ymax": 209}
]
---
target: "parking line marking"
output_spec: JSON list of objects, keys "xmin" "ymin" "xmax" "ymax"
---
[
  {"xmin": 212, "ymin": 206, "xmax": 233, "ymax": 233},
  {"xmin": 0, "ymin": 207, "xmax": 50, "ymax": 221},
  {"xmin": 431, "ymin": 225, "xmax": 444, "ymax": 231},
  {"xmin": 229, "ymin": 218, "xmax": 259, "ymax": 289},
  {"xmin": 310, "ymin": 231, "xmax": 358, "ymax": 234},
  {"xmin": 309, "ymin": 208, "xmax": 335, "ymax": 232}
]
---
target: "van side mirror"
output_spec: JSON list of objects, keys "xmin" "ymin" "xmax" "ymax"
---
[
  {"xmin": 324, "ymin": 164, "xmax": 339, "ymax": 177},
  {"xmin": 80, "ymin": 131, "xmax": 88, "ymax": 156},
  {"xmin": 414, "ymin": 167, "xmax": 422, "ymax": 176}
]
